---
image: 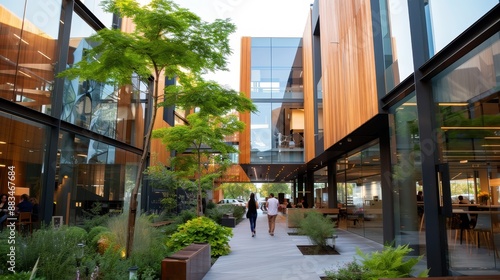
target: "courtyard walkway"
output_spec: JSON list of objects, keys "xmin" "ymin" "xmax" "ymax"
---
[{"xmin": 203, "ymin": 210, "xmax": 383, "ymax": 280}]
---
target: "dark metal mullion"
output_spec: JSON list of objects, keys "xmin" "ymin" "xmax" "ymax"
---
[{"xmin": 407, "ymin": 0, "xmax": 449, "ymax": 276}]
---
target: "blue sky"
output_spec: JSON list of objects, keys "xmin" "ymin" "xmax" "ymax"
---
[{"xmin": 173, "ymin": 0, "xmax": 313, "ymax": 90}]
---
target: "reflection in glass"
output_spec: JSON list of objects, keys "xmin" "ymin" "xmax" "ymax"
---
[
  {"xmin": 62, "ymin": 13, "xmax": 146, "ymax": 147},
  {"xmin": 378, "ymin": 0, "xmax": 413, "ymax": 92},
  {"xmin": 0, "ymin": 0, "xmax": 62, "ymax": 114},
  {"xmin": 336, "ymin": 142, "xmax": 382, "ymax": 244},
  {"xmin": 425, "ymin": 0, "xmax": 497, "ymax": 56},
  {"xmin": 56, "ymin": 131, "xmax": 140, "ymax": 225},
  {"xmin": 432, "ymin": 33, "xmax": 500, "ymax": 269},
  {"xmin": 0, "ymin": 111, "xmax": 48, "ymax": 221}
]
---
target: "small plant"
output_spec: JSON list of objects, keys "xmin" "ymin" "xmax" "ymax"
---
[
  {"xmin": 167, "ymin": 216, "xmax": 233, "ymax": 257},
  {"xmin": 298, "ymin": 211, "xmax": 336, "ymax": 250},
  {"xmin": 324, "ymin": 244, "xmax": 429, "ymax": 280}
]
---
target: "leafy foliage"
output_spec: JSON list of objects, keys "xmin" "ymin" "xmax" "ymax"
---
[
  {"xmin": 167, "ymin": 217, "xmax": 233, "ymax": 257},
  {"xmin": 259, "ymin": 183, "xmax": 291, "ymax": 197},
  {"xmin": 324, "ymin": 244, "xmax": 429, "ymax": 280},
  {"xmin": 217, "ymin": 183, "xmax": 256, "ymax": 200},
  {"xmin": 297, "ymin": 211, "xmax": 336, "ymax": 249},
  {"xmin": 58, "ymin": 0, "xmax": 241, "ymax": 257},
  {"xmin": 12, "ymin": 226, "xmax": 87, "ymax": 280},
  {"xmin": 205, "ymin": 204, "xmax": 244, "ymax": 225},
  {"xmin": 93, "ymin": 214, "xmax": 169, "ymax": 279}
]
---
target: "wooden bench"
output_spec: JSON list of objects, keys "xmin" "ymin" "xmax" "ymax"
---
[
  {"xmin": 161, "ymin": 243, "xmax": 211, "ymax": 280},
  {"xmin": 287, "ymin": 208, "xmax": 340, "ymax": 228}
]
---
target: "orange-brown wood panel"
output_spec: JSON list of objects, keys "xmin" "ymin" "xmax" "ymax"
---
[
  {"xmin": 239, "ymin": 37, "xmax": 252, "ymax": 165},
  {"xmin": 302, "ymin": 11, "xmax": 316, "ymax": 162},
  {"xmin": 319, "ymin": 0, "xmax": 378, "ymax": 148}
]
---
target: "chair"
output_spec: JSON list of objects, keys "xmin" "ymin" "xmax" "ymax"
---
[
  {"xmin": 17, "ymin": 212, "xmax": 33, "ymax": 235},
  {"xmin": 472, "ymin": 213, "xmax": 499, "ymax": 257}
]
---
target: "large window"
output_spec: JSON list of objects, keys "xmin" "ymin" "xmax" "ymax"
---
[
  {"xmin": 0, "ymin": 111, "xmax": 49, "ymax": 220},
  {"xmin": 432, "ymin": 32, "xmax": 500, "ymax": 269},
  {"xmin": 379, "ymin": 0, "xmax": 414, "ymax": 92},
  {"xmin": 62, "ymin": 13, "xmax": 147, "ymax": 147},
  {"xmin": 0, "ymin": 0, "xmax": 62, "ymax": 114},
  {"xmin": 250, "ymin": 38, "xmax": 305, "ymax": 164},
  {"xmin": 56, "ymin": 131, "xmax": 140, "ymax": 225},
  {"xmin": 336, "ymin": 142, "xmax": 382, "ymax": 243},
  {"xmin": 251, "ymin": 38, "xmax": 303, "ymax": 100},
  {"xmin": 425, "ymin": 0, "xmax": 497, "ymax": 56}
]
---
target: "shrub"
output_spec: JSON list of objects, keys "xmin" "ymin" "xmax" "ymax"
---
[
  {"xmin": 324, "ymin": 244, "xmax": 429, "ymax": 280},
  {"xmin": 298, "ymin": 211, "xmax": 335, "ymax": 249},
  {"xmin": 87, "ymin": 226, "xmax": 110, "ymax": 248},
  {"xmin": 14, "ymin": 225, "xmax": 88, "ymax": 280},
  {"xmin": 167, "ymin": 216, "xmax": 233, "ymax": 257},
  {"xmin": 175, "ymin": 209, "xmax": 197, "ymax": 224},
  {"xmin": 206, "ymin": 200, "xmax": 216, "ymax": 210},
  {"xmin": 205, "ymin": 204, "xmax": 245, "ymax": 225},
  {"xmin": 231, "ymin": 205, "xmax": 246, "ymax": 221}
]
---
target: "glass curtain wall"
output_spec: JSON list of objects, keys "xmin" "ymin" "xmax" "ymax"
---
[
  {"xmin": 336, "ymin": 142, "xmax": 383, "ymax": 243},
  {"xmin": 377, "ymin": 0, "xmax": 413, "ymax": 92},
  {"xmin": 56, "ymin": 131, "xmax": 140, "ymax": 225},
  {"xmin": 63, "ymin": 12, "xmax": 146, "ymax": 148},
  {"xmin": 389, "ymin": 94, "xmax": 425, "ymax": 256},
  {"xmin": 424, "ymin": 0, "xmax": 497, "ymax": 57},
  {"xmin": 0, "ymin": 0, "xmax": 62, "ymax": 114},
  {"xmin": 432, "ymin": 32, "xmax": 500, "ymax": 269},
  {"xmin": 0, "ymin": 111, "xmax": 48, "ymax": 219},
  {"xmin": 250, "ymin": 38, "xmax": 305, "ymax": 164}
]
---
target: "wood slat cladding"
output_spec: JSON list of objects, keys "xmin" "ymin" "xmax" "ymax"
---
[
  {"xmin": 239, "ymin": 37, "xmax": 252, "ymax": 165},
  {"xmin": 318, "ymin": 0, "xmax": 378, "ymax": 148},
  {"xmin": 302, "ymin": 11, "xmax": 316, "ymax": 163}
]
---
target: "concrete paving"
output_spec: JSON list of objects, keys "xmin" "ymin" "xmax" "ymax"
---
[{"xmin": 203, "ymin": 210, "xmax": 383, "ymax": 280}]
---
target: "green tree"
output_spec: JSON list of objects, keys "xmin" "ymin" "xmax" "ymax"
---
[
  {"xmin": 153, "ymin": 81, "xmax": 256, "ymax": 216},
  {"xmin": 58, "ymin": 0, "xmax": 237, "ymax": 257},
  {"xmin": 218, "ymin": 183, "xmax": 256, "ymax": 200},
  {"xmin": 260, "ymin": 183, "xmax": 291, "ymax": 197}
]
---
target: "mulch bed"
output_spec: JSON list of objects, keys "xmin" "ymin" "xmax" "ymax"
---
[{"xmin": 296, "ymin": 245, "xmax": 340, "ymax": 255}]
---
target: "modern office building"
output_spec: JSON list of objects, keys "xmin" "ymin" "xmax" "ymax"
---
[
  {"xmin": 239, "ymin": 0, "xmax": 500, "ymax": 276},
  {"xmin": 0, "ymin": 0, "xmax": 151, "ymax": 226}
]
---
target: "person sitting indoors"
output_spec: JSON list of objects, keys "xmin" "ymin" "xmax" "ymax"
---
[
  {"xmin": 0, "ymin": 194, "xmax": 8, "ymax": 231},
  {"xmin": 17, "ymin": 194, "xmax": 34, "ymax": 213},
  {"xmin": 458, "ymin": 195, "xmax": 469, "ymax": 204},
  {"xmin": 29, "ymin": 197, "xmax": 40, "ymax": 222}
]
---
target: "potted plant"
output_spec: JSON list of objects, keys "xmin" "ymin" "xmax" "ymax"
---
[{"xmin": 478, "ymin": 191, "xmax": 490, "ymax": 205}]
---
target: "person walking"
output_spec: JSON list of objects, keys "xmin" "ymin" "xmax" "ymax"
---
[
  {"xmin": 266, "ymin": 193, "xmax": 279, "ymax": 236},
  {"xmin": 246, "ymin": 193, "xmax": 259, "ymax": 237}
]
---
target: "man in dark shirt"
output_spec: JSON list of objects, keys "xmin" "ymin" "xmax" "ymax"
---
[{"xmin": 17, "ymin": 194, "xmax": 34, "ymax": 213}]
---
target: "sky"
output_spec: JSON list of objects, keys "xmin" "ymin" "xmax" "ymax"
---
[{"xmin": 172, "ymin": 0, "xmax": 313, "ymax": 90}]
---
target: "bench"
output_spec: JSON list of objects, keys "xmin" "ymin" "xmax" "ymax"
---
[
  {"xmin": 287, "ymin": 208, "xmax": 340, "ymax": 228},
  {"xmin": 161, "ymin": 243, "xmax": 211, "ymax": 280}
]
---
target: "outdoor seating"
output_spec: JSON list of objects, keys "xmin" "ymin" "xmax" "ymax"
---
[{"xmin": 161, "ymin": 243, "xmax": 211, "ymax": 280}]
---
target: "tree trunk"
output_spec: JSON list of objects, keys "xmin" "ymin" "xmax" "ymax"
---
[
  {"xmin": 125, "ymin": 76, "xmax": 159, "ymax": 258},
  {"xmin": 197, "ymin": 151, "xmax": 202, "ymax": 217}
]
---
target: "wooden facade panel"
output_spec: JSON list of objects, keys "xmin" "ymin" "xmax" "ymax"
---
[
  {"xmin": 302, "ymin": 11, "xmax": 315, "ymax": 162},
  {"xmin": 319, "ymin": 0, "xmax": 378, "ymax": 148},
  {"xmin": 239, "ymin": 37, "xmax": 252, "ymax": 164}
]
